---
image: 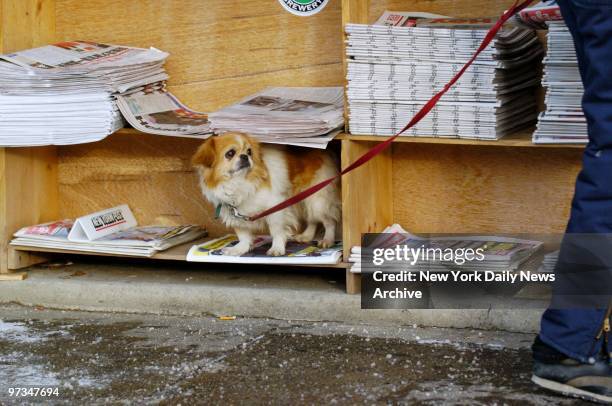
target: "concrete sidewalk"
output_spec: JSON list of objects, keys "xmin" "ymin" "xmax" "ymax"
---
[
  {"xmin": 0, "ymin": 304, "xmax": 571, "ymax": 404},
  {"xmin": 0, "ymin": 259, "xmax": 546, "ymax": 333}
]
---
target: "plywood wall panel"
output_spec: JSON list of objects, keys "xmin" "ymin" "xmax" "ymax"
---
[
  {"xmin": 1, "ymin": 0, "xmax": 58, "ymax": 272},
  {"xmin": 55, "ymin": 0, "xmax": 344, "ymax": 111},
  {"xmin": 392, "ymin": 144, "xmax": 583, "ymax": 234},
  {"xmin": 368, "ymin": 0, "xmax": 513, "ymax": 24},
  {"xmin": 55, "ymin": 0, "xmax": 343, "ymax": 231},
  {"xmin": 58, "ymin": 132, "xmax": 230, "ymax": 236},
  {"xmin": 168, "ymin": 63, "xmax": 342, "ymax": 112}
]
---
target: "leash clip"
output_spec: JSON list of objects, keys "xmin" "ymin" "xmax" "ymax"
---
[{"xmin": 217, "ymin": 203, "xmax": 252, "ymax": 221}]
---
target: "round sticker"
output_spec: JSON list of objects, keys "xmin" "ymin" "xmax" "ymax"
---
[{"xmin": 278, "ymin": 0, "xmax": 330, "ymax": 17}]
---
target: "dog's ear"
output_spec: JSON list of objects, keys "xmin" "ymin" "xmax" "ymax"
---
[
  {"xmin": 192, "ymin": 137, "xmax": 216, "ymax": 168},
  {"xmin": 244, "ymin": 133, "xmax": 263, "ymax": 161}
]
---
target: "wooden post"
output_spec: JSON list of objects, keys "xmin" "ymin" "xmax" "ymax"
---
[
  {"xmin": 0, "ymin": 0, "xmax": 58, "ymax": 272},
  {"xmin": 341, "ymin": 140, "xmax": 393, "ymax": 294},
  {"xmin": 341, "ymin": 0, "xmax": 393, "ymax": 294},
  {"xmin": 341, "ymin": 0, "xmax": 369, "ymax": 131}
]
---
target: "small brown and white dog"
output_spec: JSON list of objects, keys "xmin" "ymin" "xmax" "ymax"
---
[{"xmin": 192, "ymin": 132, "xmax": 341, "ymax": 256}]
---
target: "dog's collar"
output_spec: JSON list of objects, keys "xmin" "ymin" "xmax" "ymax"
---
[{"xmin": 215, "ymin": 203, "xmax": 252, "ymax": 221}]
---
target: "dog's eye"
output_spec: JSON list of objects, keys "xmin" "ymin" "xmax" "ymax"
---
[
  {"xmin": 225, "ymin": 149, "xmax": 235, "ymax": 159},
  {"xmin": 247, "ymin": 148, "xmax": 252, "ymax": 156}
]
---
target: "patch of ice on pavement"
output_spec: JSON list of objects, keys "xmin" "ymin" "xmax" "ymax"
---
[
  {"xmin": 0, "ymin": 320, "xmax": 40, "ymax": 343},
  {"xmin": 0, "ymin": 351, "xmax": 60, "ymax": 388},
  {"xmin": 415, "ymin": 338, "xmax": 505, "ymax": 351},
  {"xmin": 0, "ymin": 319, "xmax": 69, "ymax": 343},
  {"xmin": 403, "ymin": 380, "xmax": 573, "ymax": 405}
]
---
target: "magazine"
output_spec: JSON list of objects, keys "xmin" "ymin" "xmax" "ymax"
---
[
  {"xmin": 11, "ymin": 205, "xmax": 207, "ymax": 257},
  {"xmin": 187, "ymin": 235, "xmax": 343, "ymax": 265}
]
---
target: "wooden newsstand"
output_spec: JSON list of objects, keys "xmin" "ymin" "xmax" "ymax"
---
[{"xmin": 0, "ymin": 0, "xmax": 583, "ymax": 294}]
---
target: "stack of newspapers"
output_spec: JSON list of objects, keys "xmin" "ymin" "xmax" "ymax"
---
[
  {"xmin": 533, "ymin": 21, "xmax": 587, "ymax": 144},
  {"xmin": 345, "ymin": 12, "xmax": 545, "ymax": 140},
  {"xmin": 538, "ymin": 250, "xmax": 558, "ymax": 273},
  {"xmin": 209, "ymin": 87, "xmax": 344, "ymax": 148},
  {"xmin": 348, "ymin": 224, "xmax": 407, "ymax": 274},
  {"xmin": 10, "ymin": 205, "xmax": 207, "ymax": 257},
  {"xmin": 0, "ymin": 41, "xmax": 212, "ymax": 146},
  {"xmin": 349, "ymin": 224, "xmax": 543, "ymax": 274}
]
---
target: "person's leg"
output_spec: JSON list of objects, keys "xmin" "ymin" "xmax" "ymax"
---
[
  {"xmin": 537, "ymin": 0, "xmax": 612, "ymax": 365},
  {"xmin": 532, "ymin": 3, "xmax": 612, "ymax": 401}
]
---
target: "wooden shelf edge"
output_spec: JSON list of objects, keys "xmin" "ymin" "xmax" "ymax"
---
[
  {"xmin": 337, "ymin": 132, "xmax": 586, "ymax": 149},
  {"xmin": 111, "ymin": 128, "xmax": 585, "ymax": 150},
  {"xmin": 9, "ymin": 244, "xmax": 349, "ymax": 269}
]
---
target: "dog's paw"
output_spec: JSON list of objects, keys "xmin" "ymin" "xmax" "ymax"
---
[
  {"xmin": 222, "ymin": 244, "xmax": 250, "ymax": 256},
  {"xmin": 266, "ymin": 246, "xmax": 286, "ymax": 256},
  {"xmin": 318, "ymin": 239, "xmax": 334, "ymax": 249},
  {"xmin": 294, "ymin": 234, "xmax": 312, "ymax": 243}
]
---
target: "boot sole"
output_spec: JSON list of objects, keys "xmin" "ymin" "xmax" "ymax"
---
[{"xmin": 532, "ymin": 374, "xmax": 612, "ymax": 404}]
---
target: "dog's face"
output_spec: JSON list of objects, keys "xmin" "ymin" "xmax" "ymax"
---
[{"xmin": 192, "ymin": 132, "xmax": 267, "ymax": 188}]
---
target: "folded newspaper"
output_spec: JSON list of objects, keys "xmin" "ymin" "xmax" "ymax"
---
[
  {"xmin": 0, "ymin": 41, "xmax": 212, "ymax": 146},
  {"xmin": 209, "ymin": 87, "xmax": 344, "ymax": 149},
  {"xmin": 349, "ymin": 224, "xmax": 543, "ymax": 274},
  {"xmin": 116, "ymin": 82, "xmax": 212, "ymax": 138},
  {"xmin": 187, "ymin": 235, "xmax": 342, "ymax": 265},
  {"xmin": 10, "ymin": 205, "xmax": 207, "ymax": 257},
  {"xmin": 512, "ymin": 0, "xmax": 562, "ymax": 29}
]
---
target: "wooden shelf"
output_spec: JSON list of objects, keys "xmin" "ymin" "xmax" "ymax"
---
[
  {"xmin": 337, "ymin": 130, "xmax": 586, "ymax": 149},
  {"xmin": 116, "ymin": 127, "xmax": 585, "ymax": 149},
  {"xmin": 9, "ymin": 241, "xmax": 349, "ymax": 269}
]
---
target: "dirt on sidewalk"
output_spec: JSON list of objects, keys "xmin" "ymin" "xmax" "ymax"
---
[{"xmin": 0, "ymin": 305, "xmax": 579, "ymax": 405}]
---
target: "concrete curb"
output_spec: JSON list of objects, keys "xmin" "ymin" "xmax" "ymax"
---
[{"xmin": 0, "ymin": 265, "xmax": 545, "ymax": 333}]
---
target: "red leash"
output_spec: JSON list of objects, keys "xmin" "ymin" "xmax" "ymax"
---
[{"xmin": 249, "ymin": 0, "xmax": 535, "ymax": 222}]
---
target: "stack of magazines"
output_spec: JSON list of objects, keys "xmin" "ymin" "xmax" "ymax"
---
[
  {"xmin": 0, "ymin": 41, "xmax": 212, "ymax": 146},
  {"xmin": 10, "ymin": 205, "xmax": 207, "ymax": 257},
  {"xmin": 209, "ymin": 87, "xmax": 344, "ymax": 148},
  {"xmin": 345, "ymin": 12, "xmax": 544, "ymax": 140},
  {"xmin": 533, "ymin": 21, "xmax": 587, "ymax": 144}
]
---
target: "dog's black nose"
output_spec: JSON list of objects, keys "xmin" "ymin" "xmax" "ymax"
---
[{"xmin": 239, "ymin": 154, "xmax": 249, "ymax": 162}]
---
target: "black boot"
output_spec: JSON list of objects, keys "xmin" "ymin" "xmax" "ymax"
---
[{"xmin": 532, "ymin": 336, "xmax": 612, "ymax": 404}]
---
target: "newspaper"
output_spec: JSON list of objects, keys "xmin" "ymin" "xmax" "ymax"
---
[
  {"xmin": 349, "ymin": 224, "xmax": 543, "ymax": 274},
  {"xmin": 10, "ymin": 205, "xmax": 207, "ymax": 257},
  {"xmin": 116, "ymin": 83, "xmax": 212, "ymax": 138},
  {"xmin": 0, "ymin": 41, "xmax": 168, "ymax": 92},
  {"xmin": 374, "ymin": 11, "xmax": 448, "ymax": 27},
  {"xmin": 512, "ymin": 1, "xmax": 563, "ymax": 29},
  {"xmin": 0, "ymin": 41, "xmax": 213, "ymax": 146},
  {"xmin": 209, "ymin": 87, "xmax": 344, "ymax": 148},
  {"xmin": 345, "ymin": 13, "xmax": 543, "ymax": 139},
  {"xmin": 538, "ymin": 250, "xmax": 558, "ymax": 273},
  {"xmin": 187, "ymin": 235, "xmax": 342, "ymax": 265},
  {"xmin": 533, "ymin": 21, "xmax": 587, "ymax": 144}
]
